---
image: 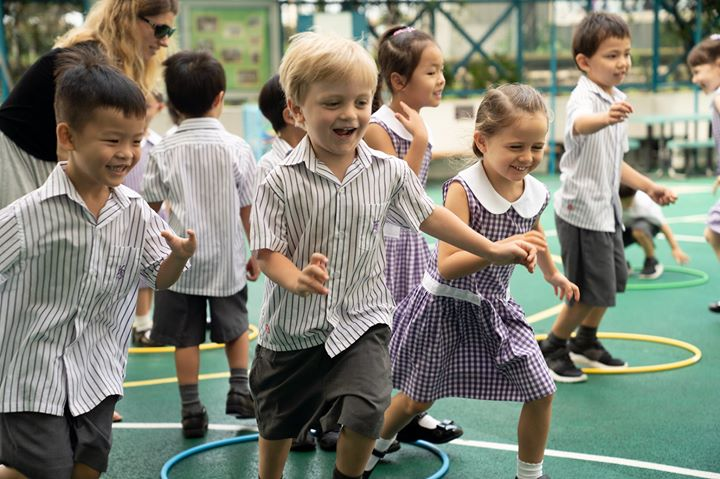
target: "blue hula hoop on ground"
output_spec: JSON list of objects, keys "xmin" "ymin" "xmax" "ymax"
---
[{"xmin": 160, "ymin": 433, "xmax": 450, "ymax": 479}]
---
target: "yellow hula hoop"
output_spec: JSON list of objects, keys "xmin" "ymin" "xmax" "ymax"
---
[
  {"xmin": 127, "ymin": 324, "xmax": 258, "ymax": 354},
  {"xmin": 534, "ymin": 332, "xmax": 702, "ymax": 374}
]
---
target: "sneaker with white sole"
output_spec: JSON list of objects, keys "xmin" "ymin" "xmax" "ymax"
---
[
  {"xmin": 569, "ymin": 338, "xmax": 628, "ymax": 368},
  {"xmin": 638, "ymin": 257, "xmax": 663, "ymax": 280},
  {"xmin": 540, "ymin": 341, "xmax": 587, "ymax": 383}
]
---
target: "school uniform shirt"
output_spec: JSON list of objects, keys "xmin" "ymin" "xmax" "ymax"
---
[
  {"xmin": 123, "ymin": 128, "xmax": 162, "ymax": 194},
  {"xmin": 251, "ymin": 136, "xmax": 435, "ymax": 357},
  {"xmin": 622, "ymin": 191, "xmax": 665, "ymax": 228},
  {"xmin": 554, "ymin": 75, "xmax": 630, "ymax": 232},
  {"xmin": 256, "ymin": 136, "xmax": 293, "ymax": 187},
  {"xmin": 0, "ymin": 164, "xmax": 174, "ymax": 416},
  {"xmin": 143, "ymin": 117, "xmax": 257, "ymax": 297}
]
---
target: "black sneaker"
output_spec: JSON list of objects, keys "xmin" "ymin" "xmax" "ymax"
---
[
  {"xmin": 181, "ymin": 405, "xmax": 208, "ymax": 438},
  {"xmin": 709, "ymin": 301, "xmax": 720, "ymax": 313},
  {"xmin": 638, "ymin": 257, "xmax": 663, "ymax": 279},
  {"xmin": 540, "ymin": 341, "xmax": 587, "ymax": 383},
  {"xmin": 225, "ymin": 390, "xmax": 255, "ymax": 418},
  {"xmin": 131, "ymin": 327, "xmax": 164, "ymax": 347},
  {"xmin": 290, "ymin": 429, "xmax": 316, "ymax": 452},
  {"xmin": 569, "ymin": 338, "xmax": 628, "ymax": 368},
  {"xmin": 317, "ymin": 425, "xmax": 340, "ymax": 451},
  {"xmin": 396, "ymin": 412, "xmax": 463, "ymax": 444}
]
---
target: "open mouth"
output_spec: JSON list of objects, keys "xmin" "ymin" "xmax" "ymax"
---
[
  {"xmin": 107, "ymin": 165, "xmax": 129, "ymax": 174},
  {"xmin": 333, "ymin": 127, "xmax": 356, "ymax": 137},
  {"xmin": 511, "ymin": 165, "xmax": 528, "ymax": 172}
]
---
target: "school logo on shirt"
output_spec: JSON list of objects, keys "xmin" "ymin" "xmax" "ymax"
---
[
  {"xmin": 116, "ymin": 265, "xmax": 127, "ymax": 281},
  {"xmin": 372, "ymin": 219, "xmax": 380, "ymax": 234}
]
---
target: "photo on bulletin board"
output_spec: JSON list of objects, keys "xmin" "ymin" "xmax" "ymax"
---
[{"xmin": 180, "ymin": 1, "xmax": 280, "ymax": 100}]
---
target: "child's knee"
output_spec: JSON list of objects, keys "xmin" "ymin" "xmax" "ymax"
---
[
  {"xmin": 397, "ymin": 395, "xmax": 433, "ymax": 417},
  {"xmin": 705, "ymin": 227, "xmax": 720, "ymax": 246},
  {"xmin": 527, "ymin": 393, "xmax": 553, "ymax": 409}
]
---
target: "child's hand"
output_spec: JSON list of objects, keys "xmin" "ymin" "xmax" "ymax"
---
[
  {"xmin": 607, "ymin": 101, "xmax": 634, "ymax": 125},
  {"xmin": 672, "ymin": 248, "xmax": 690, "ymax": 265},
  {"xmin": 712, "ymin": 176, "xmax": 720, "ymax": 195},
  {"xmin": 501, "ymin": 230, "xmax": 547, "ymax": 253},
  {"xmin": 489, "ymin": 241, "xmax": 537, "ymax": 273},
  {"xmin": 395, "ymin": 101, "xmax": 429, "ymax": 142},
  {"xmin": 647, "ymin": 184, "xmax": 677, "ymax": 206},
  {"xmin": 295, "ymin": 253, "xmax": 329, "ymax": 297},
  {"xmin": 161, "ymin": 229, "xmax": 196, "ymax": 259},
  {"xmin": 546, "ymin": 271, "xmax": 580, "ymax": 301},
  {"xmin": 246, "ymin": 256, "xmax": 261, "ymax": 281}
]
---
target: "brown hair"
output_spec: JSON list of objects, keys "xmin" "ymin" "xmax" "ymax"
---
[
  {"xmin": 472, "ymin": 83, "xmax": 548, "ymax": 158},
  {"xmin": 687, "ymin": 35, "xmax": 720, "ymax": 67}
]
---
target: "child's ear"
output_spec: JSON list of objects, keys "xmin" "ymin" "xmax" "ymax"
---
[
  {"xmin": 212, "ymin": 90, "xmax": 225, "ymax": 108},
  {"xmin": 473, "ymin": 131, "xmax": 487, "ymax": 155},
  {"xmin": 287, "ymin": 99, "xmax": 305, "ymax": 128},
  {"xmin": 389, "ymin": 72, "xmax": 407, "ymax": 91},
  {"xmin": 282, "ymin": 106, "xmax": 295, "ymax": 127},
  {"xmin": 56, "ymin": 122, "xmax": 75, "ymax": 152},
  {"xmin": 575, "ymin": 53, "xmax": 590, "ymax": 72}
]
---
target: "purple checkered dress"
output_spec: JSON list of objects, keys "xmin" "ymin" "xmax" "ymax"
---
[
  {"xmin": 391, "ymin": 163, "xmax": 557, "ymax": 403},
  {"xmin": 370, "ymin": 105, "xmax": 432, "ymax": 303},
  {"xmin": 706, "ymin": 90, "xmax": 720, "ymax": 233}
]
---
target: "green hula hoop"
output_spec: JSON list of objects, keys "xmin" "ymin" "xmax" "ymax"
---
[{"xmin": 626, "ymin": 265, "xmax": 708, "ymax": 291}]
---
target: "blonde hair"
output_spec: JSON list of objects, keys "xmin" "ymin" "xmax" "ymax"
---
[
  {"xmin": 278, "ymin": 32, "xmax": 378, "ymax": 106},
  {"xmin": 54, "ymin": 0, "xmax": 178, "ymax": 95},
  {"xmin": 473, "ymin": 83, "xmax": 548, "ymax": 157}
]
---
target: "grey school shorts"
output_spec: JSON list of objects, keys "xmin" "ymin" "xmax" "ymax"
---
[
  {"xmin": 0, "ymin": 395, "xmax": 118, "ymax": 479},
  {"xmin": 151, "ymin": 287, "xmax": 249, "ymax": 347},
  {"xmin": 250, "ymin": 325, "xmax": 392, "ymax": 440},
  {"xmin": 622, "ymin": 219, "xmax": 660, "ymax": 247},
  {"xmin": 555, "ymin": 214, "xmax": 628, "ymax": 307}
]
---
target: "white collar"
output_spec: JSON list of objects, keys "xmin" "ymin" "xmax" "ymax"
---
[
  {"xmin": 457, "ymin": 161, "xmax": 547, "ymax": 218},
  {"xmin": 372, "ymin": 104, "xmax": 434, "ymax": 145}
]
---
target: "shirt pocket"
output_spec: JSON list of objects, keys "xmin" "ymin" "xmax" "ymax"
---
[
  {"xmin": 103, "ymin": 246, "xmax": 141, "ymax": 299},
  {"xmin": 357, "ymin": 202, "xmax": 388, "ymax": 251}
]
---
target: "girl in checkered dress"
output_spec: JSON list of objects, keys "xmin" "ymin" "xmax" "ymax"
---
[
  {"xmin": 687, "ymin": 36, "xmax": 720, "ymax": 312},
  {"xmin": 365, "ymin": 85, "xmax": 579, "ymax": 479}
]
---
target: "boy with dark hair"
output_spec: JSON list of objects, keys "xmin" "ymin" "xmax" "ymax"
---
[
  {"xmin": 539, "ymin": 12, "xmax": 676, "ymax": 383},
  {"xmin": 142, "ymin": 50, "xmax": 259, "ymax": 438},
  {"xmin": 0, "ymin": 47, "xmax": 195, "ymax": 479}
]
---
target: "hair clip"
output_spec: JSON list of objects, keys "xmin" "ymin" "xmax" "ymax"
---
[
  {"xmin": 392, "ymin": 26, "xmax": 416, "ymax": 37},
  {"xmin": 710, "ymin": 34, "xmax": 720, "ymax": 41}
]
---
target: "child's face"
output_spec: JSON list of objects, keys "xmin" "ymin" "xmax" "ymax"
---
[
  {"xmin": 64, "ymin": 107, "xmax": 145, "ymax": 190},
  {"xmin": 578, "ymin": 36, "xmax": 632, "ymax": 94},
  {"xmin": 401, "ymin": 43, "xmax": 445, "ymax": 109},
  {"xmin": 691, "ymin": 59, "xmax": 720, "ymax": 94},
  {"xmin": 474, "ymin": 113, "xmax": 547, "ymax": 191},
  {"xmin": 290, "ymin": 77, "xmax": 373, "ymax": 165}
]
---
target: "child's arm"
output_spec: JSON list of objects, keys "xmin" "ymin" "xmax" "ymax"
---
[
  {"xmin": 534, "ymin": 221, "xmax": 580, "ymax": 301},
  {"xmin": 436, "ymin": 182, "xmax": 545, "ymax": 280},
  {"xmin": 421, "ymin": 182, "xmax": 537, "ymax": 275},
  {"xmin": 256, "ymin": 249, "xmax": 329, "ymax": 296},
  {"xmin": 620, "ymin": 162, "xmax": 677, "ymax": 205},
  {"xmin": 365, "ymin": 101, "xmax": 428, "ymax": 176},
  {"xmin": 240, "ymin": 205, "xmax": 260, "ymax": 281},
  {"xmin": 573, "ymin": 101, "xmax": 634, "ymax": 136},
  {"xmin": 659, "ymin": 223, "xmax": 690, "ymax": 265},
  {"xmin": 156, "ymin": 229, "xmax": 196, "ymax": 289}
]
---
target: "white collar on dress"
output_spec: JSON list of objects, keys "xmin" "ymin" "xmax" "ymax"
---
[
  {"xmin": 372, "ymin": 104, "xmax": 434, "ymax": 145},
  {"xmin": 457, "ymin": 161, "xmax": 546, "ymax": 218}
]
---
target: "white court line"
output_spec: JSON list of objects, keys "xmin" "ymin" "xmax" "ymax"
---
[
  {"xmin": 113, "ymin": 422, "xmax": 258, "ymax": 432},
  {"xmin": 450, "ymin": 439, "xmax": 720, "ymax": 479}
]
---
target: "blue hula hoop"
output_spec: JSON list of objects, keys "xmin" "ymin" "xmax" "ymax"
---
[{"xmin": 160, "ymin": 433, "xmax": 450, "ymax": 479}]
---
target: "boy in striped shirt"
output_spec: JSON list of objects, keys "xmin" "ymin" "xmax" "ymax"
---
[
  {"xmin": 142, "ymin": 51, "xmax": 259, "ymax": 438},
  {"xmin": 0, "ymin": 46, "xmax": 195, "ymax": 479},
  {"xmin": 250, "ymin": 32, "xmax": 537, "ymax": 479}
]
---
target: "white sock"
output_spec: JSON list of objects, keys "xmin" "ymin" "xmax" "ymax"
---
[
  {"xmin": 417, "ymin": 413, "xmax": 440, "ymax": 429},
  {"xmin": 364, "ymin": 435, "xmax": 396, "ymax": 472},
  {"xmin": 133, "ymin": 312, "xmax": 152, "ymax": 331},
  {"xmin": 517, "ymin": 457, "xmax": 543, "ymax": 479}
]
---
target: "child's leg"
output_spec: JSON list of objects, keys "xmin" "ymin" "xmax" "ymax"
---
[
  {"xmin": 0, "ymin": 466, "xmax": 28, "ymax": 479},
  {"xmin": 131, "ymin": 288, "xmax": 155, "ymax": 345},
  {"xmin": 175, "ymin": 346, "xmax": 201, "ymax": 386},
  {"xmin": 224, "ymin": 331, "xmax": 254, "ymax": 418},
  {"xmin": 258, "ymin": 438, "xmax": 292, "ymax": 479},
  {"xmin": 631, "ymin": 227, "xmax": 656, "ymax": 259},
  {"xmin": 70, "ymin": 464, "xmax": 101, "ymax": 479},
  {"xmin": 705, "ymin": 227, "xmax": 720, "ymax": 261},
  {"xmin": 225, "ymin": 331, "xmax": 249, "ymax": 370},
  {"xmin": 517, "ymin": 394, "xmax": 553, "ymax": 464},
  {"xmin": 550, "ymin": 301, "xmax": 599, "ymax": 339},
  {"xmin": 336, "ymin": 427, "xmax": 375, "ymax": 477}
]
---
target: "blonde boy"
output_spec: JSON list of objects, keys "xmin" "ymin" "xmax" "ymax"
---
[{"xmin": 251, "ymin": 32, "xmax": 537, "ymax": 479}]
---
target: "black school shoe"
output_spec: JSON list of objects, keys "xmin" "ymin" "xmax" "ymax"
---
[
  {"xmin": 709, "ymin": 301, "xmax": 720, "ymax": 313},
  {"xmin": 181, "ymin": 405, "xmax": 208, "ymax": 438},
  {"xmin": 290, "ymin": 429, "xmax": 316, "ymax": 452},
  {"xmin": 226, "ymin": 390, "xmax": 255, "ymax": 418},
  {"xmin": 396, "ymin": 412, "xmax": 464, "ymax": 444}
]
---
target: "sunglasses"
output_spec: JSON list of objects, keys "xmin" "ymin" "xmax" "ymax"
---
[{"xmin": 139, "ymin": 16, "xmax": 176, "ymax": 39}]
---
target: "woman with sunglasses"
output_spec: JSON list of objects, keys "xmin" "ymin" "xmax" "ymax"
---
[{"xmin": 0, "ymin": 0, "xmax": 179, "ymax": 208}]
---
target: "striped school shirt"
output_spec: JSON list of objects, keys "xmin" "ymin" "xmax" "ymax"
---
[
  {"xmin": 256, "ymin": 136, "xmax": 293, "ymax": 187},
  {"xmin": 143, "ymin": 117, "xmax": 256, "ymax": 296},
  {"xmin": 0, "ymin": 164, "xmax": 174, "ymax": 416},
  {"xmin": 251, "ymin": 136, "xmax": 435, "ymax": 357},
  {"xmin": 554, "ymin": 75, "xmax": 629, "ymax": 232}
]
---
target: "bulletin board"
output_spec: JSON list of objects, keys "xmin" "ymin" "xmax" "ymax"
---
[{"xmin": 179, "ymin": 0, "xmax": 280, "ymax": 100}]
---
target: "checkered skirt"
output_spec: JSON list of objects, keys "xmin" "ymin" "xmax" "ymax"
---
[
  {"xmin": 390, "ymin": 177, "xmax": 556, "ymax": 402},
  {"xmin": 370, "ymin": 118, "xmax": 433, "ymax": 303}
]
